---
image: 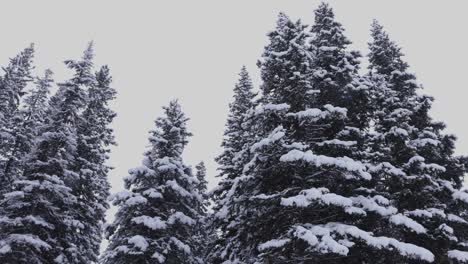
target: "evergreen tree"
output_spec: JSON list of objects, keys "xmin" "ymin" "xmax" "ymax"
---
[
  {"xmin": 0, "ymin": 47, "xmax": 88, "ymax": 263},
  {"xmin": 194, "ymin": 161, "xmax": 211, "ymax": 260},
  {"xmin": 214, "ymin": 66, "xmax": 256, "ymax": 192},
  {"xmin": 23, "ymin": 70, "xmax": 54, "ymax": 134},
  {"xmin": 0, "ymin": 45, "xmax": 35, "ymax": 194},
  {"xmin": 368, "ymin": 20, "xmax": 468, "ymax": 263},
  {"xmin": 309, "ymin": 3, "xmax": 371, "ymax": 151},
  {"xmin": 73, "ymin": 63, "xmax": 116, "ymax": 262},
  {"xmin": 208, "ymin": 67, "xmax": 257, "ymax": 262},
  {"xmin": 1, "ymin": 70, "xmax": 53, "ymax": 192},
  {"xmin": 208, "ymin": 12, "xmax": 316, "ymax": 263},
  {"xmin": 103, "ymin": 100, "xmax": 205, "ymax": 264},
  {"xmin": 256, "ymin": 14, "xmax": 312, "ymax": 112}
]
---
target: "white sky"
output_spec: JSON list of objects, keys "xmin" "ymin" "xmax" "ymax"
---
[{"xmin": 2, "ymin": 1, "xmax": 467, "ymax": 202}]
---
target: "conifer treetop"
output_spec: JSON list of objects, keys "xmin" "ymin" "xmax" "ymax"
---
[
  {"xmin": 0, "ymin": 44, "xmax": 35, "ymax": 116},
  {"xmin": 259, "ymin": 13, "xmax": 312, "ymax": 111},
  {"xmin": 368, "ymin": 20, "xmax": 409, "ymax": 75},
  {"xmin": 104, "ymin": 100, "xmax": 203, "ymax": 264},
  {"xmin": 64, "ymin": 41, "xmax": 95, "ymax": 87},
  {"xmin": 149, "ymin": 99, "xmax": 192, "ymax": 159},
  {"xmin": 311, "ymin": 3, "xmax": 351, "ymax": 49}
]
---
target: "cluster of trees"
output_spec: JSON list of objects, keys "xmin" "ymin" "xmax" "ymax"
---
[
  {"xmin": 0, "ymin": 43, "xmax": 116, "ymax": 263},
  {"xmin": 1, "ymin": 3, "xmax": 468, "ymax": 264},
  {"xmin": 205, "ymin": 3, "xmax": 468, "ymax": 264}
]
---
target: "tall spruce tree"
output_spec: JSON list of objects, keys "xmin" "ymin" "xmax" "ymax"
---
[
  {"xmin": 0, "ymin": 47, "xmax": 89, "ymax": 263},
  {"xmin": 23, "ymin": 70, "xmax": 54, "ymax": 136},
  {"xmin": 214, "ymin": 66, "xmax": 256, "ymax": 196},
  {"xmin": 208, "ymin": 67, "xmax": 257, "ymax": 262},
  {"xmin": 0, "ymin": 45, "xmax": 35, "ymax": 194},
  {"xmin": 48, "ymin": 42, "xmax": 112, "ymax": 263},
  {"xmin": 309, "ymin": 3, "xmax": 371, "ymax": 155},
  {"xmin": 194, "ymin": 161, "xmax": 211, "ymax": 260},
  {"xmin": 208, "ymin": 12, "xmax": 316, "ymax": 263},
  {"xmin": 103, "ymin": 100, "xmax": 205, "ymax": 264},
  {"xmin": 73, "ymin": 63, "xmax": 116, "ymax": 262},
  {"xmin": 368, "ymin": 20, "xmax": 468, "ymax": 263},
  {"xmin": 1, "ymin": 70, "xmax": 54, "ymax": 191}
]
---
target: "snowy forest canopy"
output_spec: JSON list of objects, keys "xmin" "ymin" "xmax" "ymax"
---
[{"xmin": 0, "ymin": 3, "xmax": 467, "ymax": 264}]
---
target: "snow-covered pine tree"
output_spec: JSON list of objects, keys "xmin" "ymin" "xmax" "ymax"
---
[
  {"xmin": 368, "ymin": 20, "xmax": 468, "ymax": 263},
  {"xmin": 309, "ymin": 3, "xmax": 372, "ymax": 156},
  {"xmin": 73, "ymin": 63, "xmax": 116, "ymax": 262},
  {"xmin": 22, "ymin": 70, "xmax": 54, "ymax": 141},
  {"xmin": 207, "ymin": 13, "xmax": 316, "ymax": 263},
  {"xmin": 208, "ymin": 66, "xmax": 257, "ymax": 262},
  {"xmin": 194, "ymin": 161, "xmax": 211, "ymax": 260},
  {"xmin": 0, "ymin": 70, "xmax": 54, "ymax": 193},
  {"xmin": 103, "ymin": 100, "xmax": 204, "ymax": 264},
  {"xmin": 0, "ymin": 47, "xmax": 88, "ymax": 263},
  {"xmin": 0, "ymin": 44, "xmax": 35, "ymax": 194},
  {"xmin": 213, "ymin": 66, "xmax": 256, "ymax": 196}
]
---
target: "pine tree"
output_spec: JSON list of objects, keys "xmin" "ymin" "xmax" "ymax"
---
[
  {"xmin": 0, "ymin": 45, "xmax": 35, "ymax": 194},
  {"xmin": 194, "ymin": 161, "xmax": 211, "ymax": 260},
  {"xmin": 208, "ymin": 12, "xmax": 316, "ymax": 263},
  {"xmin": 368, "ymin": 20, "xmax": 468, "ymax": 263},
  {"xmin": 0, "ymin": 70, "xmax": 54, "ymax": 192},
  {"xmin": 23, "ymin": 70, "xmax": 54, "ymax": 134},
  {"xmin": 215, "ymin": 67, "xmax": 256, "ymax": 177},
  {"xmin": 309, "ymin": 3, "xmax": 371, "ymax": 152},
  {"xmin": 214, "ymin": 66, "xmax": 256, "ymax": 190},
  {"xmin": 256, "ymin": 14, "xmax": 312, "ymax": 112},
  {"xmin": 0, "ymin": 48, "xmax": 88, "ymax": 263},
  {"xmin": 0, "ymin": 44, "xmax": 35, "ymax": 118},
  {"xmin": 73, "ymin": 63, "xmax": 116, "ymax": 262},
  {"xmin": 208, "ymin": 67, "xmax": 257, "ymax": 262},
  {"xmin": 103, "ymin": 100, "xmax": 205, "ymax": 264}
]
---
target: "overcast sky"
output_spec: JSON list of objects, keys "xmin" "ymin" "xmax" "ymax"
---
[{"xmin": 2, "ymin": 0, "xmax": 467, "ymax": 197}]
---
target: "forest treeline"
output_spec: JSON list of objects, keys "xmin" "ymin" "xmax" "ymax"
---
[{"xmin": 0, "ymin": 3, "xmax": 467, "ymax": 264}]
